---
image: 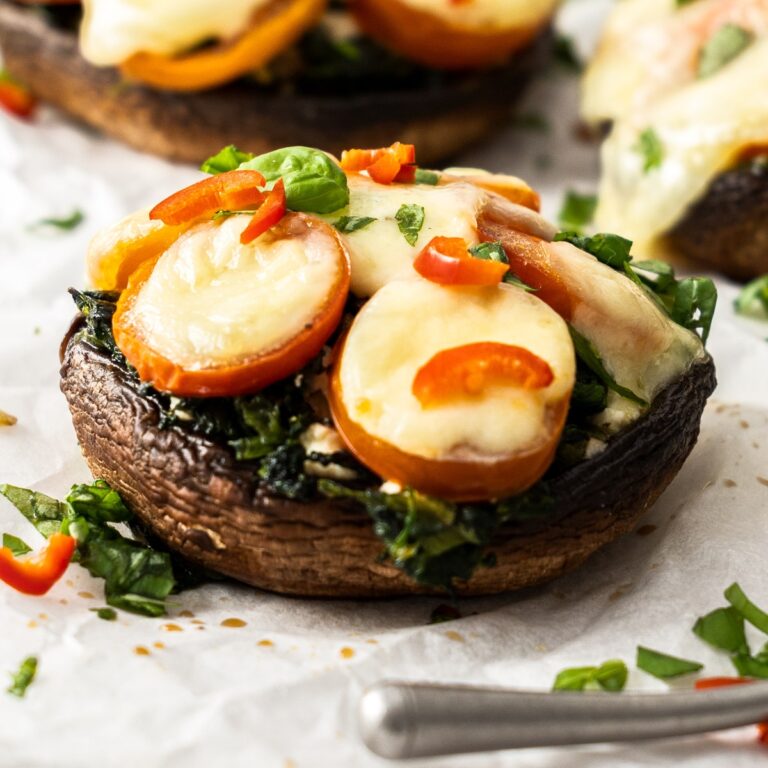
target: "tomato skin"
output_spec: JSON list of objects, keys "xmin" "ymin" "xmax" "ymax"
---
[
  {"xmin": 340, "ymin": 142, "xmax": 416, "ymax": 185},
  {"xmin": 149, "ymin": 170, "xmax": 267, "ymax": 226},
  {"xmin": 0, "ymin": 80, "xmax": 35, "ymax": 119},
  {"xmin": 240, "ymin": 179, "xmax": 287, "ymax": 244},
  {"xmin": 412, "ymin": 342, "xmax": 554, "ymax": 407},
  {"xmin": 329, "ymin": 340, "xmax": 569, "ymax": 502},
  {"xmin": 0, "ymin": 533, "xmax": 76, "ymax": 596},
  {"xmin": 113, "ymin": 214, "xmax": 351, "ymax": 398},
  {"xmin": 413, "ymin": 237, "xmax": 508, "ymax": 286}
]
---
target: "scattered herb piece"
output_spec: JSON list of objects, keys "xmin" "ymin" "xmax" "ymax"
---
[
  {"xmin": 395, "ymin": 203, "xmax": 425, "ymax": 246},
  {"xmin": 430, "ymin": 604, "xmax": 462, "ymax": 624},
  {"xmin": 558, "ymin": 191, "xmax": 597, "ymax": 233},
  {"xmin": 698, "ymin": 24, "xmax": 752, "ymax": 79},
  {"xmin": 200, "ymin": 144, "xmax": 255, "ymax": 175},
  {"xmin": 333, "ymin": 215, "xmax": 377, "ymax": 233},
  {"xmin": 90, "ymin": 607, "xmax": 118, "ymax": 621},
  {"xmin": 725, "ymin": 583, "xmax": 768, "ymax": 634},
  {"xmin": 414, "ymin": 169, "xmax": 440, "ymax": 186},
  {"xmin": 7, "ymin": 656, "xmax": 37, "ymax": 698},
  {"xmin": 553, "ymin": 660, "xmax": 628, "ymax": 692},
  {"xmin": 468, "ymin": 241, "xmax": 535, "ymax": 291},
  {"xmin": 693, "ymin": 607, "xmax": 749, "ymax": 654},
  {"xmin": 634, "ymin": 128, "xmax": 664, "ymax": 172},
  {"xmin": 734, "ymin": 276, "xmax": 768, "ymax": 320},
  {"xmin": 240, "ymin": 146, "xmax": 349, "ymax": 214},
  {"xmin": 0, "ymin": 409, "xmax": 17, "ymax": 426},
  {"xmin": 2, "ymin": 533, "xmax": 31, "ymax": 557},
  {"xmin": 212, "ymin": 209, "xmax": 257, "ymax": 220},
  {"xmin": 732, "ymin": 653, "xmax": 768, "ymax": 679},
  {"xmin": 637, "ymin": 646, "xmax": 703, "ymax": 679},
  {"xmin": 30, "ymin": 210, "xmax": 84, "ymax": 232}
]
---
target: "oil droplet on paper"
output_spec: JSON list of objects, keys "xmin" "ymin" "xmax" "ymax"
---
[
  {"xmin": 757, "ymin": 477, "xmax": 768, "ymax": 488},
  {"xmin": 366, "ymin": 639, "xmax": 378, "ymax": 645},
  {"xmin": 740, "ymin": 420, "xmax": 750, "ymax": 429},
  {"xmin": 37, "ymin": 613, "xmax": 48, "ymax": 620},
  {"xmin": 445, "ymin": 631, "xmax": 465, "ymax": 643},
  {"xmin": 27, "ymin": 620, "xmax": 38, "ymax": 629},
  {"xmin": 723, "ymin": 479, "xmax": 737, "ymax": 488},
  {"xmin": 154, "ymin": 642, "xmax": 165, "ymax": 650},
  {"xmin": 134, "ymin": 646, "xmax": 151, "ymax": 656},
  {"xmin": 161, "ymin": 623, "xmax": 183, "ymax": 633},
  {"xmin": 340, "ymin": 647, "xmax": 355, "ymax": 659},
  {"xmin": 221, "ymin": 618, "xmax": 247, "ymax": 628},
  {"xmin": 257, "ymin": 639, "xmax": 274, "ymax": 648},
  {"xmin": 178, "ymin": 610, "xmax": 195, "ymax": 618},
  {"xmin": 78, "ymin": 591, "xmax": 95, "ymax": 600},
  {"xmin": 191, "ymin": 619, "xmax": 205, "ymax": 625}
]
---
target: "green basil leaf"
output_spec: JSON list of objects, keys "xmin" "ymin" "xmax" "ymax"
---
[
  {"xmin": 7, "ymin": 656, "xmax": 37, "ymax": 698},
  {"xmin": 0, "ymin": 484, "xmax": 67, "ymax": 539},
  {"xmin": 698, "ymin": 24, "xmax": 752, "ymax": 79},
  {"xmin": 725, "ymin": 583, "xmax": 768, "ymax": 635},
  {"xmin": 734, "ymin": 275, "xmax": 768, "ymax": 320},
  {"xmin": 558, "ymin": 191, "xmax": 597, "ymax": 233},
  {"xmin": 553, "ymin": 660, "xmax": 627, "ymax": 692},
  {"xmin": 240, "ymin": 146, "xmax": 349, "ymax": 214},
  {"xmin": 66, "ymin": 480, "xmax": 131, "ymax": 524},
  {"xmin": 568, "ymin": 327, "xmax": 647, "ymax": 405},
  {"xmin": 553, "ymin": 666, "xmax": 597, "ymax": 692},
  {"xmin": 30, "ymin": 210, "xmax": 84, "ymax": 232},
  {"xmin": 90, "ymin": 607, "xmax": 118, "ymax": 621},
  {"xmin": 414, "ymin": 169, "xmax": 440, "ymax": 186},
  {"xmin": 395, "ymin": 203, "xmax": 425, "ymax": 246},
  {"xmin": 333, "ymin": 216, "xmax": 377, "ymax": 233},
  {"xmin": 670, "ymin": 277, "xmax": 717, "ymax": 344},
  {"xmin": 631, "ymin": 259, "xmax": 677, "ymax": 293},
  {"xmin": 634, "ymin": 128, "xmax": 665, "ymax": 172},
  {"xmin": 593, "ymin": 660, "xmax": 629, "ymax": 692},
  {"xmin": 555, "ymin": 231, "xmax": 633, "ymax": 269},
  {"xmin": 636, "ymin": 646, "xmax": 703, "ymax": 679},
  {"xmin": 693, "ymin": 606, "xmax": 749, "ymax": 654},
  {"xmin": 201, "ymin": 145, "xmax": 255, "ymax": 175},
  {"xmin": 469, "ymin": 241, "xmax": 508, "ymax": 263},
  {"xmin": 2, "ymin": 533, "xmax": 32, "ymax": 556},
  {"xmin": 732, "ymin": 653, "xmax": 768, "ymax": 679}
]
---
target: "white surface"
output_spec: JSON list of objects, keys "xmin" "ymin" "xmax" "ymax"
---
[{"xmin": 1, "ymin": 1, "xmax": 768, "ymax": 766}]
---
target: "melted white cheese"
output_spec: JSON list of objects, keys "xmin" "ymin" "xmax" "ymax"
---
[
  {"xmin": 81, "ymin": 0, "xmax": 275, "ymax": 65},
  {"xmin": 128, "ymin": 215, "xmax": 340, "ymax": 368},
  {"xmin": 395, "ymin": 0, "xmax": 558, "ymax": 31},
  {"xmin": 337, "ymin": 277, "xmax": 575, "ymax": 460},
  {"xmin": 593, "ymin": 36, "xmax": 768, "ymax": 255},
  {"xmin": 323, "ymin": 174, "xmax": 484, "ymax": 297}
]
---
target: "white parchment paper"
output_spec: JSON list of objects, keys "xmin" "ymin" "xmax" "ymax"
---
[{"xmin": 1, "ymin": 2, "xmax": 767, "ymax": 766}]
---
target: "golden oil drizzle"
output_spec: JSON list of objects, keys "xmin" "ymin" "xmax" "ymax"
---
[
  {"xmin": 154, "ymin": 642, "xmax": 165, "ymax": 650},
  {"xmin": 161, "ymin": 623, "xmax": 183, "ymax": 633},
  {"xmin": 134, "ymin": 646, "xmax": 151, "ymax": 656},
  {"xmin": 37, "ymin": 613, "xmax": 48, "ymax": 620},
  {"xmin": 340, "ymin": 647, "xmax": 355, "ymax": 659},
  {"xmin": 257, "ymin": 639, "xmax": 274, "ymax": 647},
  {"xmin": 444, "ymin": 631, "xmax": 465, "ymax": 643},
  {"xmin": 723, "ymin": 479, "xmax": 737, "ymax": 488},
  {"xmin": 221, "ymin": 618, "xmax": 247, "ymax": 628},
  {"xmin": 366, "ymin": 639, "xmax": 379, "ymax": 645},
  {"xmin": 78, "ymin": 591, "xmax": 95, "ymax": 600},
  {"xmin": 758, "ymin": 477, "xmax": 768, "ymax": 488},
  {"xmin": 191, "ymin": 619, "xmax": 205, "ymax": 625},
  {"xmin": 178, "ymin": 610, "xmax": 195, "ymax": 618},
  {"xmin": 27, "ymin": 620, "xmax": 38, "ymax": 629}
]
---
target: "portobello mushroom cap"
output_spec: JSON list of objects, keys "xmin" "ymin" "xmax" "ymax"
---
[
  {"xmin": 60, "ymin": 324, "xmax": 717, "ymax": 598},
  {"xmin": 665, "ymin": 160, "xmax": 768, "ymax": 281},
  {"xmin": 0, "ymin": 0, "xmax": 548, "ymax": 165}
]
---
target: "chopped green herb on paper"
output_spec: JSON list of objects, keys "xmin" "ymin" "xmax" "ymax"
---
[
  {"xmin": 395, "ymin": 203, "xmax": 425, "ymax": 246},
  {"xmin": 553, "ymin": 660, "xmax": 628, "ymax": 693},
  {"xmin": 734, "ymin": 276, "xmax": 768, "ymax": 320},
  {"xmin": 91, "ymin": 607, "xmax": 118, "ymax": 621},
  {"xmin": 732, "ymin": 653, "xmax": 768, "ymax": 679},
  {"xmin": 698, "ymin": 24, "xmax": 752, "ymax": 79},
  {"xmin": 558, "ymin": 191, "xmax": 597, "ymax": 233},
  {"xmin": 30, "ymin": 210, "xmax": 84, "ymax": 232},
  {"xmin": 2, "ymin": 533, "xmax": 31, "ymax": 557},
  {"xmin": 693, "ymin": 606, "xmax": 749, "ymax": 654},
  {"xmin": 634, "ymin": 128, "xmax": 664, "ymax": 173},
  {"xmin": 725, "ymin": 583, "xmax": 768, "ymax": 634},
  {"xmin": 333, "ymin": 216, "xmax": 377, "ymax": 233},
  {"xmin": 7, "ymin": 656, "xmax": 37, "ymax": 698},
  {"xmin": 636, "ymin": 646, "xmax": 703, "ymax": 679}
]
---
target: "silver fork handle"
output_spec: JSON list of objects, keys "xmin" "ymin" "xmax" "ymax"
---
[{"xmin": 359, "ymin": 681, "xmax": 768, "ymax": 760}]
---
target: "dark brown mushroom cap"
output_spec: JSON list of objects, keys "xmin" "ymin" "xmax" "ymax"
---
[
  {"xmin": 665, "ymin": 161, "xmax": 768, "ymax": 282},
  {"xmin": 60, "ymin": 327, "xmax": 716, "ymax": 597},
  {"xmin": 0, "ymin": 0, "xmax": 548, "ymax": 165}
]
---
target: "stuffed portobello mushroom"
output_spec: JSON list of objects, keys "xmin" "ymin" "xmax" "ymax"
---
[
  {"xmin": 60, "ymin": 144, "xmax": 717, "ymax": 597},
  {"xmin": 0, "ymin": 0, "xmax": 555, "ymax": 164},
  {"xmin": 583, "ymin": 0, "xmax": 768, "ymax": 281}
]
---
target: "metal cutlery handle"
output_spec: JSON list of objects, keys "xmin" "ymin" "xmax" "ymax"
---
[{"xmin": 359, "ymin": 681, "xmax": 768, "ymax": 759}]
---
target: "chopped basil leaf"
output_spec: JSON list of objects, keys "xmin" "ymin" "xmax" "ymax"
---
[
  {"xmin": 0, "ymin": 485, "xmax": 68, "ymax": 539},
  {"xmin": 636, "ymin": 646, "xmax": 703, "ymax": 679},
  {"xmin": 734, "ymin": 275, "xmax": 768, "ymax": 320},
  {"xmin": 668, "ymin": 278, "xmax": 718, "ymax": 345},
  {"xmin": 555, "ymin": 231, "xmax": 632, "ymax": 270},
  {"xmin": 429, "ymin": 604, "xmax": 462, "ymax": 624},
  {"xmin": 414, "ymin": 169, "xmax": 440, "ymax": 186},
  {"xmin": 725, "ymin": 582, "xmax": 768, "ymax": 635},
  {"xmin": 333, "ymin": 216, "xmax": 376, "ymax": 233},
  {"xmin": 693, "ymin": 606, "xmax": 749, "ymax": 654},
  {"xmin": 395, "ymin": 203, "xmax": 425, "ymax": 246},
  {"xmin": 7, "ymin": 656, "xmax": 37, "ymax": 698},
  {"xmin": 698, "ymin": 24, "xmax": 752, "ymax": 79},
  {"xmin": 200, "ymin": 145, "xmax": 255, "ymax": 175},
  {"xmin": 558, "ymin": 191, "xmax": 597, "ymax": 233},
  {"xmin": 469, "ymin": 241, "xmax": 535, "ymax": 291},
  {"xmin": 569, "ymin": 327, "xmax": 647, "ymax": 405},
  {"xmin": 554, "ymin": 34, "xmax": 582, "ymax": 72},
  {"xmin": 2, "ymin": 533, "xmax": 31, "ymax": 556},
  {"xmin": 732, "ymin": 653, "xmax": 768, "ymax": 679},
  {"xmin": 240, "ymin": 146, "xmax": 349, "ymax": 214},
  {"xmin": 212, "ymin": 210, "xmax": 256, "ymax": 220},
  {"xmin": 553, "ymin": 660, "xmax": 628, "ymax": 692},
  {"xmin": 31, "ymin": 210, "xmax": 84, "ymax": 231},
  {"xmin": 91, "ymin": 607, "xmax": 118, "ymax": 621},
  {"xmin": 634, "ymin": 128, "xmax": 664, "ymax": 172},
  {"xmin": 67, "ymin": 479, "xmax": 131, "ymax": 524}
]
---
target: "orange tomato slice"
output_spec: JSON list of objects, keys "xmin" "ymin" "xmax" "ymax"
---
[
  {"xmin": 120, "ymin": 0, "xmax": 327, "ymax": 92},
  {"xmin": 113, "ymin": 213, "xmax": 350, "ymax": 397},
  {"xmin": 413, "ymin": 236, "xmax": 509, "ymax": 286},
  {"xmin": 412, "ymin": 342, "xmax": 554, "ymax": 407}
]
